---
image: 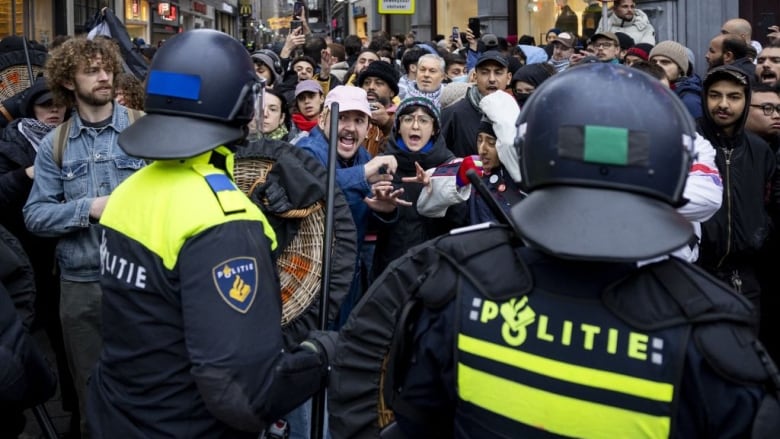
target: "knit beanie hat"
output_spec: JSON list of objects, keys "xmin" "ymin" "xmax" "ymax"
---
[
  {"xmin": 440, "ymin": 82, "xmax": 471, "ymax": 109},
  {"xmin": 684, "ymin": 46, "xmax": 696, "ymax": 75},
  {"xmin": 251, "ymin": 51, "xmax": 282, "ymax": 86},
  {"xmin": 394, "ymin": 96, "xmax": 441, "ymax": 134},
  {"xmin": 615, "ymin": 32, "xmax": 635, "ymax": 51},
  {"xmin": 625, "ymin": 42, "xmax": 654, "ymax": 61},
  {"xmin": 649, "ymin": 41, "xmax": 689, "ymax": 76},
  {"xmin": 510, "ymin": 63, "xmax": 554, "ymax": 88},
  {"xmin": 478, "ymin": 116, "xmax": 496, "ymax": 138},
  {"xmin": 357, "ymin": 60, "xmax": 401, "ymax": 97}
]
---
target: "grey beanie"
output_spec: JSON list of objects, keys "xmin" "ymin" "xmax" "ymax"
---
[
  {"xmin": 440, "ymin": 82, "xmax": 471, "ymax": 109},
  {"xmin": 649, "ymin": 41, "xmax": 689, "ymax": 76},
  {"xmin": 251, "ymin": 51, "xmax": 282, "ymax": 86}
]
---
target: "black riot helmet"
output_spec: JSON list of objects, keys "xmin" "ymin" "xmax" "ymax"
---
[
  {"xmin": 119, "ymin": 29, "xmax": 263, "ymax": 159},
  {"xmin": 511, "ymin": 63, "xmax": 695, "ymax": 262}
]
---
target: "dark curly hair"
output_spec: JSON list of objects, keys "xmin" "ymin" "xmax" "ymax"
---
[
  {"xmin": 45, "ymin": 36, "xmax": 123, "ymax": 108},
  {"xmin": 114, "ymin": 72, "xmax": 145, "ymax": 110}
]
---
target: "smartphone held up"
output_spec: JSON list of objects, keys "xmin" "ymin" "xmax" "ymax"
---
[
  {"xmin": 293, "ymin": 0, "xmax": 304, "ymax": 19},
  {"xmin": 468, "ymin": 17, "xmax": 481, "ymax": 39}
]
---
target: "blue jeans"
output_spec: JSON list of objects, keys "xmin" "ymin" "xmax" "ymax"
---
[{"xmin": 284, "ymin": 396, "xmax": 331, "ymax": 439}]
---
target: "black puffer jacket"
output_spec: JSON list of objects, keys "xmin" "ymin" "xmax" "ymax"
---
[
  {"xmin": 371, "ymin": 133, "xmax": 468, "ymax": 279},
  {"xmin": 0, "ymin": 119, "xmax": 58, "ymax": 303},
  {"xmin": 697, "ymin": 66, "xmax": 777, "ymax": 273},
  {"xmin": 0, "ymin": 119, "xmax": 36, "ymax": 237}
]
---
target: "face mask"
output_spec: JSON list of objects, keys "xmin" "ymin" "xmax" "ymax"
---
[
  {"xmin": 450, "ymin": 74, "xmax": 469, "ymax": 83},
  {"xmin": 515, "ymin": 92, "xmax": 532, "ymax": 107}
]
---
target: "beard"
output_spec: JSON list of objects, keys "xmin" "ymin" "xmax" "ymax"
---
[
  {"xmin": 75, "ymin": 83, "xmax": 114, "ymax": 107},
  {"xmin": 709, "ymin": 55, "xmax": 725, "ymax": 69}
]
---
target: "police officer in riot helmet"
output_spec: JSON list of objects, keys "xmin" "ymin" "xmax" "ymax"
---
[
  {"xmin": 359, "ymin": 63, "xmax": 780, "ymax": 438},
  {"xmin": 87, "ymin": 29, "xmax": 336, "ymax": 437}
]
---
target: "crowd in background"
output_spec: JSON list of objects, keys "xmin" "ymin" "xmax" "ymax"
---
[{"xmin": 1, "ymin": 0, "xmax": 780, "ymax": 437}]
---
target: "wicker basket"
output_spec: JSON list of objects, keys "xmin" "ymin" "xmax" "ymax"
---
[
  {"xmin": 0, "ymin": 64, "xmax": 43, "ymax": 100},
  {"xmin": 234, "ymin": 157, "xmax": 324, "ymax": 325},
  {"xmin": 0, "ymin": 47, "xmax": 48, "ymax": 101}
]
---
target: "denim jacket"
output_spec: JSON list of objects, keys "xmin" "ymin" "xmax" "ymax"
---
[
  {"xmin": 23, "ymin": 105, "xmax": 145, "ymax": 281},
  {"xmin": 297, "ymin": 126, "xmax": 373, "ymax": 243}
]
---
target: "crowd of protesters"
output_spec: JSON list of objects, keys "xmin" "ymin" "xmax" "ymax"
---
[{"xmin": 1, "ymin": 0, "xmax": 780, "ymax": 437}]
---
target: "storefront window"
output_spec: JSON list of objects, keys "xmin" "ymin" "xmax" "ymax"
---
[
  {"xmin": 126, "ymin": 0, "xmax": 150, "ymax": 23},
  {"xmin": 0, "ymin": 0, "xmax": 24, "ymax": 36},
  {"xmin": 125, "ymin": 0, "xmax": 150, "ymax": 41},
  {"xmin": 74, "ymin": 0, "xmax": 102, "ymax": 34},
  {"xmin": 526, "ymin": 0, "xmax": 603, "ymax": 43}
]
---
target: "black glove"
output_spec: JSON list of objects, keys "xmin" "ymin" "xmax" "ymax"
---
[
  {"xmin": 300, "ymin": 330, "xmax": 338, "ymax": 364},
  {"xmin": 252, "ymin": 177, "xmax": 293, "ymax": 214}
]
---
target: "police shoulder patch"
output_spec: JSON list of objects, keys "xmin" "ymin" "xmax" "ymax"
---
[{"xmin": 212, "ymin": 257, "xmax": 258, "ymax": 313}]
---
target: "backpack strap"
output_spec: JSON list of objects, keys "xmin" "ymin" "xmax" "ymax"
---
[
  {"xmin": 127, "ymin": 108, "xmax": 145, "ymax": 124},
  {"xmin": 52, "ymin": 109, "xmax": 144, "ymax": 168},
  {"xmin": 52, "ymin": 119, "xmax": 73, "ymax": 169}
]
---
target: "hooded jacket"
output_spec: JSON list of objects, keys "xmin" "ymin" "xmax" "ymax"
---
[
  {"xmin": 596, "ymin": 8, "xmax": 656, "ymax": 45},
  {"xmin": 696, "ymin": 66, "xmax": 777, "ymax": 273},
  {"xmin": 673, "ymin": 74, "xmax": 703, "ymax": 120},
  {"xmin": 371, "ymin": 131, "xmax": 466, "ymax": 278},
  {"xmin": 440, "ymin": 88, "xmax": 484, "ymax": 157}
]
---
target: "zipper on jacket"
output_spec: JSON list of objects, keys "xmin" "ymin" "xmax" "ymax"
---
[{"xmin": 716, "ymin": 148, "xmax": 733, "ymax": 269}]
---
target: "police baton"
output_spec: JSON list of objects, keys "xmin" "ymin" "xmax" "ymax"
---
[
  {"xmin": 21, "ymin": 31, "xmax": 35, "ymax": 85},
  {"xmin": 32, "ymin": 405, "xmax": 59, "ymax": 439},
  {"xmin": 310, "ymin": 101, "xmax": 339, "ymax": 439}
]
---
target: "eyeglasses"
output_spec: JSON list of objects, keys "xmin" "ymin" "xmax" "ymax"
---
[
  {"xmin": 399, "ymin": 114, "xmax": 434, "ymax": 127},
  {"xmin": 592, "ymin": 42, "xmax": 616, "ymax": 49},
  {"xmin": 750, "ymin": 104, "xmax": 780, "ymax": 116}
]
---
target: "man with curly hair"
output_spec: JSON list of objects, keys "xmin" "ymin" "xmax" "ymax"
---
[
  {"xmin": 114, "ymin": 72, "xmax": 145, "ymax": 110},
  {"xmin": 23, "ymin": 36, "xmax": 145, "ymax": 435}
]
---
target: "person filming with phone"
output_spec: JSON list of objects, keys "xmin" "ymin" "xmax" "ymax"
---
[{"xmin": 279, "ymin": 1, "xmax": 309, "ymax": 72}]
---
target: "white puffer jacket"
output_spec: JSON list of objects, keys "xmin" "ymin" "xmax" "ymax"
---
[{"xmin": 596, "ymin": 8, "xmax": 656, "ymax": 45}]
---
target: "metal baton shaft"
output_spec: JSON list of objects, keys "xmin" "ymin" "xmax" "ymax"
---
[{"xmin": 310, "ymin": 101, "xmax": 340, "ymax": 439}]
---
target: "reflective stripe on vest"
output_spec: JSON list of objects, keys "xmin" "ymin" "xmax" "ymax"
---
[{"xmin": 456, "ymin": 285, "xmax": 686, "ymax": 439}]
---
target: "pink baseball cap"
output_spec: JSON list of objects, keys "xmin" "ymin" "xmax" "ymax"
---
[{"xmin": 324, "ymin": 86, "xmax": 372, "ymax": 118}]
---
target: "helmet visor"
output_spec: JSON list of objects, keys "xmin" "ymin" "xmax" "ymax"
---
[{"xmin": 253, "ymin": 82, "xmax": 265, "ymax": 137}]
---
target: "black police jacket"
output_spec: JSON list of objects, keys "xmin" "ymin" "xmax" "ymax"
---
[{"xmin": 347, "ymin": 226, "xmax": 778, "ymax": 438}]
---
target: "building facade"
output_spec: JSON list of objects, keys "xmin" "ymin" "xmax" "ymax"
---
[
  {"xmin": 1, "ymin": 0, "xmax": 775, "ymax": 72},
  {"xmin": 0, "ymin": 0, "xmax": 239, "ymax": 46}
]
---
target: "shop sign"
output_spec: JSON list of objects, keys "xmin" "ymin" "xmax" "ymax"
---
[
  {"xmin": 378, "ymin": 0, "xmax": 414, "ymax": 14},
  {"xmin": 268, "ymin": 16, "xmax": 292, "ymax": 30},
  {"xmin": 193, "ymin": 1, "xmax": 207, "ymax": 14}
]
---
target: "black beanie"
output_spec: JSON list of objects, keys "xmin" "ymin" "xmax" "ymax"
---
[
  {"xmin": 357, "ymin": 61, "xmax": 400, "ymax": 97},
  {"xmin": 510, "ymin": 63, "xmax": 553, "ymax": 88},
  {"xmin": 615, "ymin": 32, "xmax": 635, "ymax": 51},
  {"xmin": 478, "ymin": 116, "xmax": 495, "ymax": 138}
]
